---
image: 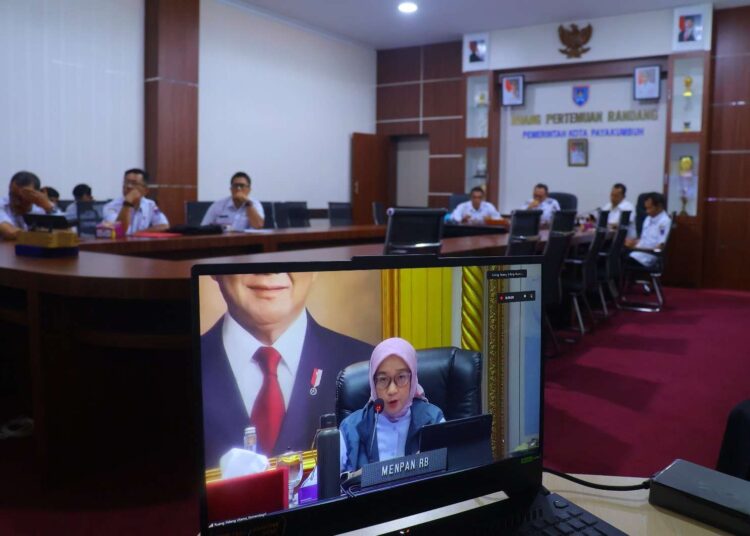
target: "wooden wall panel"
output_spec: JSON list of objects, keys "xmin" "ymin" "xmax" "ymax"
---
[
  {"xmin": 144, "ymin": 0, "xmax": 199, "ymax": 226},
  {"xmin": 710, "ymin": 105, "xmax": 750, "ymax": 150},
  {"xmin": 708, "ymin": 154, "xmax": 750, "ymax": 198},
  {"xmin": 376, "ymin": 122, "xmax": 420, "ymax": 137},
  {"xmin": 423, "ymin": 120, "xmax": 463, "ymax": 154},
  {"xmin": 423, "ymin": 42, "xmax": 462, "ymax": 80},
  {"xmin": 703, "ymin": 203, "xmax": 750, "ymax": 290},
  {"xmin": 428, "ymin": 195, "xmax": 450, "ymax": 208},
  {"xmin": 377, "ymin": 47, "xmax": 421, "ymax": 84},
  {"xmin": 713, "ymin": 8, "xmax": 750, "ymax": 55},
  {"xmin": 423, "ymin": 80, "xmax": 463, "ymax": 117},
  {"xmin": 429, "ymin": 158, "xmax": 464, "ymax": 192},
  {"xmin": 376, "ymin": 85, "xmax": 420, "ymax": 120},
  {"xmin": 665, "ymin": 218, "xmax": 703, "ymax": 287},
  {"xmin": 712, "ymin": 56, "xmax": 750, "ymax": 103}
]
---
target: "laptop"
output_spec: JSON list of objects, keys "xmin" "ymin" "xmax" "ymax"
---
[{"xmin": 191, "ymin": 255, "xmax": 626, "ymax": 535}]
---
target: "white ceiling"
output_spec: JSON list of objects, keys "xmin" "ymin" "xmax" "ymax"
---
[{"xmin": 235, "ymin": 0, "xmax": 750, "ymax": 49}]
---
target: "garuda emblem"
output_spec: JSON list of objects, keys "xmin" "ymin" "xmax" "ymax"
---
[{"xmin": 558, "ymin": 23, "xmax": 593, "ymax": 59}]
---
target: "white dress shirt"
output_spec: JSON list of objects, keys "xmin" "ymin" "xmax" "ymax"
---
[
  {"xmin": 601, "ymin": 199, "xmax": 636, "ymax": 238},
  {"xmin": 200, "ymin": 196, "xmax": 265, "ymax": 230},
  {"xmin": 102, "ymin": 196, "xmax": 169, "ymax": 235},
  {"xmin": 451, "ymin": 201, "xmax": 500, "ymax": 224},
  {"xmin": 0, "ymin": 195, "xmax": 46, "ymax": 230},
  {"xmin": 630, "ymin": 210, "xmax": 671, "ymax": 268},
  {"xmin": 522, "ymin": 197, "xmax": 560, "ymax": 225},
  {"xmin": 222, "ymin": 310, "xmax": 308, "ymax": 416}
]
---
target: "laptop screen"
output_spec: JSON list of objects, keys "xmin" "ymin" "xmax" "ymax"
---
[{"xmin": 193, "ymin": 256, "xmax": 542, "ymax": 533}]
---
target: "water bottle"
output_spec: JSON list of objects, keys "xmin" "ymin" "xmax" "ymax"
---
[
  {"xmin": 243, "ymin": 426, "xmax": 257, "ymax": 452},
  {"xmin": 316, "ymin": 413, "xmax": 341, "ymax": 500}
]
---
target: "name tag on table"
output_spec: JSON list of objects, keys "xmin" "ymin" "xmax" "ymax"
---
[{"xmin": 361, "ymin": 448, "xmax": 447, "ymax": 488}]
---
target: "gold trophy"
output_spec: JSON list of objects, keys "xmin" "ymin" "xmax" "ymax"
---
[
  {"xmin": 682, "ymin": 76, "xmax": 693, "ymax": 131},
  {"xmin": 678, "ymin": 155, "xmax": 694, "ymax": 216}
]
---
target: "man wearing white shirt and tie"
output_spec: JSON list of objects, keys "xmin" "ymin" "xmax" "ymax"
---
[
  {"xmin": 522, "ymin": 183, "xmax": 560, "ymax": 226},
  {"xmin": 601, "ymin": 183, "xmax": 636, "ymax": 238},
  {"xmin": 625, "ymin": 192, "xmax": 671, "ymax": 269},
  {"xmin": 451, "ymin": 187, "xmax": 500, "ymax": 224}
]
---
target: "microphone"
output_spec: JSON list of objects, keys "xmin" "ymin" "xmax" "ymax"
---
[{"xmin": 370, "ymin": 398, "xmax": 384, "ymax": 454}]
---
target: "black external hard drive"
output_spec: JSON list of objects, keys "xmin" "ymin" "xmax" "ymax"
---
[{"xmin": 649, "ymin": 458, "xmax": 750, "ymax": 535}]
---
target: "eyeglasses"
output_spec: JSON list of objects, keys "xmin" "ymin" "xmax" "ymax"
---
[
  {"xmin": 374, "ymin": 372, "xmax": 411, "ymax": 390},
  {"xmin": 231, "ymin": 183, "xmax": 250, "ymax": 190},
  {"xmin": 124, "ymin": 180, "xmax": 146, "ymax": 187}
]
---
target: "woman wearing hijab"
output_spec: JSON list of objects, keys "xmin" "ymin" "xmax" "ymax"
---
[{"xmin": 339, "ymin": 337, "xmax": 445, "ymax": 473}]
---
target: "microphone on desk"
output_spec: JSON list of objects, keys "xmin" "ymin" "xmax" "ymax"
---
[{"xmin": 370, "ymin": 398, "xmax": 384, "ymax": 455}]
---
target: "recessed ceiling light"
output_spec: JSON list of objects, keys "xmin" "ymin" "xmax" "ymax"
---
[{"xmin": 398, "ymin": 2, "xmax": 418, "ymax": 14}]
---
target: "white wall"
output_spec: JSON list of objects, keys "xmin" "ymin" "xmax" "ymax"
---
[
  {"xmin": 0, "ymin": 0, "xmax": 144, "ymax": 201},
  {"xmin": 199, "ymin": 0, "xmax": 376, "ymax": 205},
  {"xmin": 486, "ymin": 9, "xmax": 675, "ymax": 71},
  {"xmin": 498, "ymin": 78, "xmax": 667, "ymax": 214},
  {"xmin": 396, "ymin": 137, "xmax": 429, "ymax": 207}
]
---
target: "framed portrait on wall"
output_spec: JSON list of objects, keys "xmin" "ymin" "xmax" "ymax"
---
[
  {"xmin": 501, "ymin": 75, "xmax": 524, "ymax": 106},
  {"xmin": 463, "ymin": 33, "xmax": 489, "ymax": 72},
  {"xmin": 633, "ymin": 65, "xmax": 661, "ymax": 100},
  {"xmin": 672, "ymin": 4, "xmax": 712, "ymax": 52},
  {"xmin": 568, "ymin": 138, "xmax": 588, "ymax": 167}
]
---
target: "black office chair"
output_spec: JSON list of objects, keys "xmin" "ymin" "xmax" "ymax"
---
[
  {"xmin": 185, "ymin": 201, "xmax": 213, "ymax": 227},
  {"xmin": 620, "ymin": 213, "xmax": 676, "ymax": 312},
  {"xmin": 597, "ymin": 210, "xmax": 610, "ymax": 229},
  {"xmin": 550, "ymin": 210, "xmax": 577, "ymax": 233},
  {"xmin": 57, "ymin": 199, "xmax": 74, "ymax": 212},
  {"xmin": 274, "ymin": 202, "xmax": 310, "ymax": 228},
  {"xmin": 383, "ymin": 208, "xmax": 446, "ymax": 255},
  {"xmin": 335, "ymin": 347, "xmax": 482, "ymax": 424},
  {"xmin": 372, "ymin": 202, "xmax": 387, "ymax": 225},
  {"xmin": 75, "ymin": 200, "xmax": 109, "ymax": 237},
  {"xmin": 542, "ymin": 229, "xmax": 574, "ymax": 355},
  {"xmin": 635, "ymin": 193, "xmax": 650, "ymax": 237},
  {"xmin": 328, "ymin": 202, "xmax": 353, "ymax": 226},
  {"xmin": 548, "ymin": 192, "xmax": 578, "ymax": 211},
  {"xmin": 507, "ymin": 209, "xmax": 542, "ymax": 256},
  {"xmin": 716, "ymin": 399, "xmax": 750, "ymax": 481},
  {"xmin": 562, "ymin": 228, "xmax": 608, "ymax": 334},
  {"xmin": 261, "ymin": 201, "xmax": 275, "ymax": 229},
  {"xmin": 596, "ymin": 222, "xmax": 629, "ymax": 316},
  {"xmin": 448, "ymin": 193, "xmax": 470, "ymax": 212}
]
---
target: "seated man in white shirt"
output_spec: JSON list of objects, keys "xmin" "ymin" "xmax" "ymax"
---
[
  {"xmin": 625, "ymin": 192, "xmax": 671, "ymax": 269},
  {"xmin": 451, "ymin": 187, "xmax": 500, "ymax": 224},
  {"xmin": 102, "ymin": 168, "xmax": 169, "ymax": 235},
  {"xmin": 601, "ymin": 183, "xmax": 636, "ymax": 238},
  {"xmin": 201, "ymin": 171, "xmax": 265, "ymax": 230},
  {"xmin": 522, "ymin": 183, "xmax": 560, "ymax": 226},
  {"xmin": 64, "ymin": 183, "xmax": 94, "ymax": 221},
  {"xmin": 0, "ymin": 171, "xmax": 57, "ymax": 241}
]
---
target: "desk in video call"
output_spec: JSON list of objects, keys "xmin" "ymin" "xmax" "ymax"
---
[{"xmin": 0, "ymin": 228, "xmax": 595, "ymax": 478}]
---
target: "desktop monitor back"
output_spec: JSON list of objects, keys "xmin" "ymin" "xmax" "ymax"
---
[{"xmin": 191, "ymin": 254, "xmax": 543, "ymax": 535}]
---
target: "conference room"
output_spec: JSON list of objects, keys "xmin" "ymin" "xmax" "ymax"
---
[{"xmin": 1, "ymin": 1, "xmax": 749, "ymax": 534}]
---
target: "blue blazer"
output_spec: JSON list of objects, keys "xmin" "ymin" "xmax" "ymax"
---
[
  {"xmin": 200, "ymin": 312, "xmax": 373, "ymax": 467},
  {"xmin": 339, "ymin": 398, "xmax": 445, "ymax": 472}
]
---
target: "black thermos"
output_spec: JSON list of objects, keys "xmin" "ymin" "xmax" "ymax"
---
[{"xmin": 316, "ymin": 413, "xmax": 341, "ymax": 500}]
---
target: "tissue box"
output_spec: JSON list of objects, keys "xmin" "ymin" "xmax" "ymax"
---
[
  {"xmin": 96, "ymin": 221, "xmax": 124, "ymax": 239},
  {"xmin": 16, "ymin": 230, "xmax": 79, "ymax": 248}
]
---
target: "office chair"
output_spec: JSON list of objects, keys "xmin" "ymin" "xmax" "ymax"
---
[
  {"xmin": 383, "ymin": 208, "xmax": 446, "ymax": 255},
  {"xmin": 328, "ymin": 202, "xmax": 353, "ymax": 226},
  {"xmin": 448, "ymin": 193, "xmax": 470, "ymax": 212},
  {"xmin": 57, "ymin": 200, "xmax": 74, "ymax": 212},
  {"xmin": 507, "ymin": 209, "xmax": 542, "ymax": 256},
  {"xmin": 261, "ymin": 201, "xmax": 276, "ymax": 229},
  {"xmin": 542, "ymin": 229, "xmax": 574, "ymax": 354},
  {"xmin": 185, "ymin": 201, "xmax": 213, "ymax": 227},
  {"xmin": 335, "ymin": 347, "xmax": 482, "ymax": 424},
  {"xmin": 372, "ymin": 201, "xmax": 387, "ymax": 225},
  {"xmin": 596, "ymin": 222, "xmax": 629, "ymax": 316},
  {"xmin": 597, "ymin": 210, "xmax": 610, "ymax": 229},
  {"xmin": 620, "ymin": 212, "xmax": 676, "ymax": 312},
  {"xmin": 635, "ymin": 192, "xmax": 650, "ymax": 237},
  {"xmin": 562, "ymin": 228, "xmax": 608, "ymax": 334},
  {"xmin": 273, "ymin": 202, "xmax": 310, "ymax": 228},
  {"xmin": 550, "ymin": 210, "xmax": 577, "ymax": 233},
  {"xmin": 716, "ymin": 399, "xmax": 750, "ymax": 481},
  {"xmin": 75, "ymin": 200, "xmax": 109, "ymax": 237},
  {"xmin": 548, "ymin": 192, "xmax": 578, "ymax": 211}
]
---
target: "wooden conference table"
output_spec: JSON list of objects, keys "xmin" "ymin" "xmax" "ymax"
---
[{"xmin": 0, "ymin": 225, "xmax": 594, "ymax": 480}]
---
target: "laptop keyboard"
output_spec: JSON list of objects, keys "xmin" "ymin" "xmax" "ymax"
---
[{"xmin": 515, "ymin": 493, "xmax": 626, "ymax": 536}]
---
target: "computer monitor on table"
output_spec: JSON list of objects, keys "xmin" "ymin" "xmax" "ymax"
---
[{"xmin": 192, "ymin": 255, "xmax": 544, "ymax": 535}]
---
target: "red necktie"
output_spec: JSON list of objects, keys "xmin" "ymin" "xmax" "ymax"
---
[{"xmin": 250, "ymin": 347, "xmax": 285, "ymax": 454}]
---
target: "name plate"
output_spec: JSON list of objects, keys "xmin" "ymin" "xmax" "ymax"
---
[{"xmin": 361, "ymin": 448, "xmax": 447, "ymax": 488}]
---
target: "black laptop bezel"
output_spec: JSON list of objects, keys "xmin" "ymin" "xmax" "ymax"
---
[{"xmin": 191, "ymin": 254, "xmax": 545, "ymax": 535}]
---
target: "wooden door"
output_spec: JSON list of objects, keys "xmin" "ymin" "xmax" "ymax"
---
[{"xmin": 351, "ymin": 133, "xmax": 392, "ymax": 225}]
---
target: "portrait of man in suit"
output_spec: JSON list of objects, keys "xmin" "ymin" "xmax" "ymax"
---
[
  {"xmin": 201, "ymin": 272, "xmax": 373, "ymax": 467},
  {"xmin": 678, "ymin": 15, "xmax": 700, "ymax": 42}
]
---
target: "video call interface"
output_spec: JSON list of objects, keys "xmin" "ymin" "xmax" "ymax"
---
[{"xmin": 197, "ymin": 263, "xmax": 542, "ymax": 528}]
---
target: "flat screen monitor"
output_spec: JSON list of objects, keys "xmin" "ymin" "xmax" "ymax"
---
[{"xmin": 192, "ymin": 255, "xmax": 543, "ymax": 534}]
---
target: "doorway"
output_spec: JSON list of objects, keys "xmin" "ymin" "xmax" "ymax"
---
[{"xmin": 396, "ymin": 136, "xmax": 429, "ymax": 207}]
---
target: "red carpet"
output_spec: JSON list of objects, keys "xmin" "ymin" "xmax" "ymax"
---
[
  {"xmin": 1, "ymin": 286, "xmax": 748, "ymax": 533},
  {"xmin": 544, "ymin": 287, "xmax": 750, "ymax": 478}
]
